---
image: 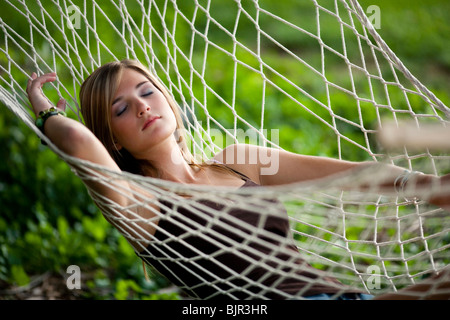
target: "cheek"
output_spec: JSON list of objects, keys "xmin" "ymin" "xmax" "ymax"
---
[
  {"xmin": 156, "ymin": 99, "xmax": 178, "ymax": 129},
  {"xmin": 111, "ymin": 120, "xmax": 131, "ymax": 141},
  {"xmin": 166, "ymin": 112, "xmax": 179, "ymax": 136}
]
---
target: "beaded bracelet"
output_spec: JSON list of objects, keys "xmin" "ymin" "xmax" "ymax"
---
[
  {"xmin": 35, "ymin": 107, "xmax": 66, "ymax": 133},
  {"xmin": 35, "ymin": 106, "xmax": 66, "ymax": 145}
]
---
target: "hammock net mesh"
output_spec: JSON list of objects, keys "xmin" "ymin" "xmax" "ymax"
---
[{"xmin": 1, "ymin": 0, "xmax": 449, "ymax": 299}]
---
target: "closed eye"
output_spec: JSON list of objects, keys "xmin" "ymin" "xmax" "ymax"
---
[
  {"xmin": 116, "ymin": 105, "xmax": 127, "ymax": 116},
  {"xmin": 142, "ymin": 90, "xmax": 153, "ymax": 97}
]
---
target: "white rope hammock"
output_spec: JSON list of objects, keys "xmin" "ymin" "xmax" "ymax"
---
[{"xmin": 1, "ymin": 0, "xmax": 449, "ymax": 299}]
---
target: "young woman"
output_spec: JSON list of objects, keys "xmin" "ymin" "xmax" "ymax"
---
[{"xmin": 26, "ymin": 59, "xmax": 450, "ymax": 300}]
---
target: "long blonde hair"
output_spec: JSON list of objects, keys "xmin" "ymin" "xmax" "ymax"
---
[{"xmin": 79, "ymin": 59, "xmax": 195, "ymax": 176}]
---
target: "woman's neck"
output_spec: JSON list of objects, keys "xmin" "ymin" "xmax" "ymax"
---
[{"xmin": 139, "ymin": 137, "xmax": 204, "ymax": 184}]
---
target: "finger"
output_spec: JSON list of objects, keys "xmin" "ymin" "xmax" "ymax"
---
[
  {"xmin": 38, "ymin": 72, "xmax": 57, "ymax": 83},
  {"xmin": 26, "ymin": 72, "xmax": 37, "ymax": 93},
  {"xmin": 28, "ymin": 73, "xmax": 57, "ymax": 92},
  {"xmin": 56, "ymin": 98, "xmax": 66, "ymax": 111}
]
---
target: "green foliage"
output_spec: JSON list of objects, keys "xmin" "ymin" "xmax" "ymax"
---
[{"xmin": 10, "ymin": 265, "xmax": 30, "ymax": 287}]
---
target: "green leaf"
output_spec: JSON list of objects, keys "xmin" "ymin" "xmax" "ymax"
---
[
  {"xmin": 11, "ymin": 265, "xmax": 30, "ymax": 286},
  {"xmin": 114, "ymin": 279, "xmax": 141, "ymax": 300}
]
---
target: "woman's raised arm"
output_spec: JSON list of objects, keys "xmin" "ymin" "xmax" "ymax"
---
[
  {"xmin": 26, "ymin": 72, "xmax": 158, "ymax": 250},
  {"xmin": 27, "ymin": 72, "xmax": 128, "ymax": 199}
]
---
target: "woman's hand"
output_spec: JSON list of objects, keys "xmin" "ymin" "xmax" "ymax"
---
[{"xmin": 26, "ymin": 72, "xmax": 66, "ymax": 116}]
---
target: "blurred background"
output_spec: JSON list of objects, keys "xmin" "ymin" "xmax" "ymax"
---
[{"xmin": 0, "ymin": 0, "xmax": 449, "ymax": 299}]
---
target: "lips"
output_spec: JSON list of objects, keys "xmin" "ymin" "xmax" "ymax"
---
[{"xmin": 142, "ymin": 116, "xmax": 161, "ymax": 130}]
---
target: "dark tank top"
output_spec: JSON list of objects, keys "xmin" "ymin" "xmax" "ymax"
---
[{"xmin": 137, "ymin": 170, "xmax": 359, "ymax": 299}]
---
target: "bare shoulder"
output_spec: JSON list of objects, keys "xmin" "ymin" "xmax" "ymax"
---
[{"xmin": 213, "ymin": 144, "xmax": 274, "ymax": 184}]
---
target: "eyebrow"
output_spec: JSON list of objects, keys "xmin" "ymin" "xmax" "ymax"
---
[{"xmin": 112, "ymin": 80, "xmax": 149, "ymax": 106}]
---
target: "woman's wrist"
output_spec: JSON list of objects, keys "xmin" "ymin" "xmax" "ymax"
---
[
  {"xmin": 35, "ymin": 106, "xmax": 67, "ymax": 145},
  {"xmin": 35, "ymin": 106, "xmax": 66, "ymax": 133}
]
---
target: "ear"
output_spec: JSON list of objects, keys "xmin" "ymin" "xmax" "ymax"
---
[{"xmin": 113, "ymin": 138, "xmax": 123, "ymax": 151}]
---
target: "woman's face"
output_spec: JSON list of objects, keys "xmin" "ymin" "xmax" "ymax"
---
[{"xmin": 110, "ymin": 68, "xmax": 177, "ymax": 159}]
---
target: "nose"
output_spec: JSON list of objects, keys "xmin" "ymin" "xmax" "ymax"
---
[{"xmin": 137, "ymin": 102, "xmax": 150, "ymax": 117}]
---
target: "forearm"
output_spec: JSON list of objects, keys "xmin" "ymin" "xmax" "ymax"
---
[
  {"xmin": 27, "ymin": 72, "xmax": 103, "ymax": 160},
  {"xmin": 41, "ymin": 114, "xmax": 127, "ymax": 198},
  {"xmin": 355, "ymin": 162, "xmax": 449, "ymax": 209},
  {"xmin": 42, "ymin": 114, "xmax": 92, "ymax": 158},
  {"xmin": 35, "ymin": 105, "xmax": 114, "ymax": 168}
]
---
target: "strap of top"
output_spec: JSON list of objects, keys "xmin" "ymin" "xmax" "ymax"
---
[{"xmin": 207, "ymin": 159, "xmax": 253, "ymax": 183}]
